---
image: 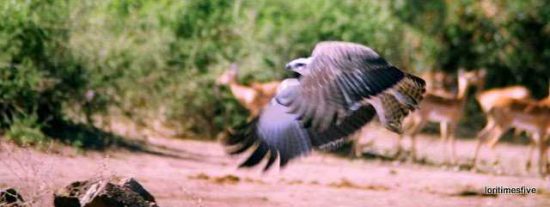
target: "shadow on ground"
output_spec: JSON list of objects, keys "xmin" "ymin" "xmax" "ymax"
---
[
  {"xmin": 41, "ymin": 120, "xmax": 188, "ymax": 160},
  {"xmin": 43, "ymin": 120, "xmax": 143, "ymax": 151}
]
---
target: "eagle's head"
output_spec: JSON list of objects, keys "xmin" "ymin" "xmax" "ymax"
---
[{"xmin": 285, "ymin": 57, "xmax": 311, "ymax": 78}]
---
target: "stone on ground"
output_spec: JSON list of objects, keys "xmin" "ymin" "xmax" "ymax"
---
[
  {"xmin": 0, "ymin": 188, "xmax": 25, "ymax": 207},
  {"xmin": 54, "ymin": 176, "xmax": 158, "ymax": 207}
]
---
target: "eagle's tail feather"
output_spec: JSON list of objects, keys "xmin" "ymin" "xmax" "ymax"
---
[{"xmin": 370, "ymin": 74, "xmax": 426, "ymax": 133}]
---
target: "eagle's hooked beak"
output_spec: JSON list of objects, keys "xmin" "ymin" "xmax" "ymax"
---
[
  {"xmin": 285, "ymin": 63, "xmax": 292, "ymax": 70},
  {"xmin": 285, "ymin": 63, "xmax": 302, "ymax": 78}
]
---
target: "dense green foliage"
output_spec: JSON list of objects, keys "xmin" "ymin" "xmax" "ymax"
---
[{"xmin": 0, "ymin": 0, "xmax": 548, "ymax": 143}]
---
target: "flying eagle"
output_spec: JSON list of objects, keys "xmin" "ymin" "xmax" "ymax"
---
[{"xmin": 223, "ymin": 41, "xmax": 426, "ymax": 170}]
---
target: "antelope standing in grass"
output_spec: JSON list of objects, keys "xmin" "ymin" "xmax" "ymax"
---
[
  {"xmin": 472, "ymin": 98, "xmax": 550, "ymax": 175},
  {"xmin": 216, "ymin": 64, "xmax": 280, "ymax": 118},
  {"xmin": 400, "ymin": 69, "xmax": 486, "ymax": 163}
]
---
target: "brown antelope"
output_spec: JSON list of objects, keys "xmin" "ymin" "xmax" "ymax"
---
[
  {"xmin": 351, "ymin": 70, "xmax": 456, "ymax": 158},
  {"xmin": 472, "ymin": 98, "xmax": 550, "ymax": 175},
  {"xmin": 474, "ymin": 86, "xmax": 532, "ymax": 146},
  {"xmin": 524, "ymin": 87, "xmax": 550, "ymax": 171},
  {"xmin": 350, "ymin": 124, "xmax": 376, "ymax": 158},
  {"xmin": 472, "ymin": 85, "xmax": 548, "ymax": 170},
  {"xmin": 400, "ymin": 69, "xmax": 486, "ymax": 163},
  {"xmin": 540, "ymin": 85, "xmax": 550, "ymax": 105},
  {"xmin": 250, "ymin": 81, "xmax": 280, "ymax": 98},
  {"xmin": 420, "ymin": 70, "xmax": 456, "ymax": 99},
  {"xmin": 216, "ymin": 64, "xmax": 280, "ymax": 118}
]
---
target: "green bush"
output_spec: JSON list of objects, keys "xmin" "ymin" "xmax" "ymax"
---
[
  {"xmin": 5, "ymin": 113, "xmax": 46, "ymax": 146},
  {"xmin": 0, "ymin": 0, "xmax": 548, "ymax": 141},
  {"xmin": 0, "ymin": 1, "xmax": 106, "ymax": 144}
]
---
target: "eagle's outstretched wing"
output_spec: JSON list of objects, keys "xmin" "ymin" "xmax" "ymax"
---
[
  {"xmin": 223, "ymin": 41, "xmax": 425, "ymax": 170},
  {"xmin": 224, "ymin": 80, "xmax": 376, "ymax": 170},
  {"xmin": 287, "ymin": 41, "xmax": 425, "ymax": 132}
]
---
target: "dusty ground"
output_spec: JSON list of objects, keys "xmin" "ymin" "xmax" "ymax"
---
[{"xmin": 1, "ymin": 124, "xmax": 550, "ymax": 207}]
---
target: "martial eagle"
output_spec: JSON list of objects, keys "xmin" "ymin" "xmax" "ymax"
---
[{"xmin": 223, "ymin": 41, "xmax": 426, "ymax": 170}]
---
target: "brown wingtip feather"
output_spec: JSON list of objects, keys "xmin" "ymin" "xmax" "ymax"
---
[
  {"xmin": 379, "ymin": 74, "xmax": 426, "ymax": 133},
  {"xmin": 398, "ymin": 74, "xmax": 426, "ymax": 104}
]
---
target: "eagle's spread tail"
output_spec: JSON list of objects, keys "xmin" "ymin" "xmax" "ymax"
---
[
  {"xmin": 394, "ymin": 74, "xmax": 426, "ymax": 106},
  {"xmin": 370, "ymin": 74, "xmax": 426, "ymax": 133}
]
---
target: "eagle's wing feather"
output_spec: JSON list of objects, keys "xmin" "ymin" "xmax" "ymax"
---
[
  {"xmin": 287, "ymin": 42, "xmax": 424, "ymax": 132},
  {"xmin": 224, "ymin": 80, "xmax": 377, "ymax": 170},
  {"xmin": 223, "ymin": 41, "xmax": 426, "ymax": 170}
]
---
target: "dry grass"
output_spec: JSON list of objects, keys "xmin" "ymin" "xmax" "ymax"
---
[
  {"xmin": 328, "ymin": 178, "xmax": 390, "ymax": 191},
  {"xmin": 0, "ymin": 141, "xmax": 56, "ymax": 206},
  {"xmin": 189, "ymin": 173, "xmax": 269, "ymax": 185},
  {"xmin": 189, "ymin": 173, "xmax": 242, "ymax": 185},
  {"xmin": 0, "ymin": 140, "xmax": 116, "ymax": 206}
]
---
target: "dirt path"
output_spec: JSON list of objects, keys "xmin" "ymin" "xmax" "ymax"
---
[{"xmin": 1, "ymin": 128, "xmax": 550, "ymax": 206}]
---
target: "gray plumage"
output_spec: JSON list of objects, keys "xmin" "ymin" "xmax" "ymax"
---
[{"xmin": 224, "ymin": 41, "xmax": 426, "ymax": 170}]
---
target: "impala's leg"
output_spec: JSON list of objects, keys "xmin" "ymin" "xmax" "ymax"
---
[
  {"xmin": 409, "ymin": 119, "xmax": 427, "ymax": 161},
  {"xmin": 536, "ymin": 133, "xmax": 548, "ymax": 175},
  {"xmin": 546, "ymin": 134, "xmax": 550, "ymax": 174},
  {"xmin": 526, "ymin": 139, "xmax": 536, "ymax": 171},
  {"xmin": 547, "ymin": 137, "xmax": 550, "ymax": 175},
  {"xmin": 351, "ymin": 128, "xmax": 365, "ymax": 158},
  {"xmin": 396, "ymin": 134, "xmax": 404, "ymax": 158},
  {"xmin": 477, "ymin": 117, "xmax": 495, "ymax": 142},
  {"xmin": 449, "ymin": 123, "xmax": 458, "ymax": 165},
  {"xmin": 488, "ymin": 127, "xmax": 506, "ymax": 149},
  {"xmin": 350, "ymin": 134, "xmax": 359, "ymax": 157},
  {"xmin": 440, "ymin": 121, "xmax": 450, "ymax": 163},
  {"xmin": 440, "ymin": 121, "xmax": 448, "ymax": 141},
  {"xmin": 399, "ymin": 116, "xmax": 415, "ymax": 159},
  {"xmin": 472, "ymin": 140, "xmax": 483, "ymax": 167},
  {"xmin": 409, "ymin": 133, "xmax": 417, "ymax": 161},
  {"xmin": 512, "ymin": 128, "xmax": 523, "ymax": 144},
  {"xmin": 396, "ymin": 119, "xmax": 414, "ymax": 158},
  {"xmin": 486, "ymin": 125, "xmax": 507, "ymax": 166},
  {"xmin": 533, "ymin": 132, "xmax": 546, "ymax": 176},
  {"xmin": 473, "ymin": 123, "xmax": 494, "ymax": 166},
  {"xmin": 353, "ymin": 140, "xmax": 362, "ymax": 158}
]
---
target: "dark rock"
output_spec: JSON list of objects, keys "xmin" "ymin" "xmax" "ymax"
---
[
  {"xmin": 116, "ymin": 178, "xmax": 156, "ymax": 203},
  {"xmin": 0, "ymin": 188, "xmax": 25, "ymax": 207},
  {"xmin": 54, "ymin": 177, "xmax": 158, "ymax": 207}
]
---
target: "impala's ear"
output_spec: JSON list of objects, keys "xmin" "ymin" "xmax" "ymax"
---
[
  {"xmin": 478, "ymin": 68, "xmax": 487, "ymax": 77},
  {"xmin": 458, "ymin": 68, "xmax": 465, "ymax": 76},
  {"xmin": 230, "ymin": 63, "xmax": 239, "ymax": 73}
]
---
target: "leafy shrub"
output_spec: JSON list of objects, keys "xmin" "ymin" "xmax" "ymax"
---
[
  {"xmin": 0, "ymin": 1, "xmax": 107, "ymax": 145},
  {"xmin": 5, "ymin": 113, "xmax": 46, "ymax": 146},
  {"xmin": 0, "ymin": 0, "xmax": 548, "ymax": 141}
]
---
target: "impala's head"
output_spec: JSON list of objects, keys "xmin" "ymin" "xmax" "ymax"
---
[
  {"xmin": 458, "ymin": 68, "xmax": 487, "ymax": 96},
  {"xmin": 459, "ymin": 68, "xmax": 486, "ymax": 86},
  {"xmin": 216, "ymin": 64, "xmax": 239, "ymax": 86}
]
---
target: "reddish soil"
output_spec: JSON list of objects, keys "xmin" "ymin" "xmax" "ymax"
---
[{"xmin": 1, "ymin": 125, "xmax": 550, "ymax": 207}]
